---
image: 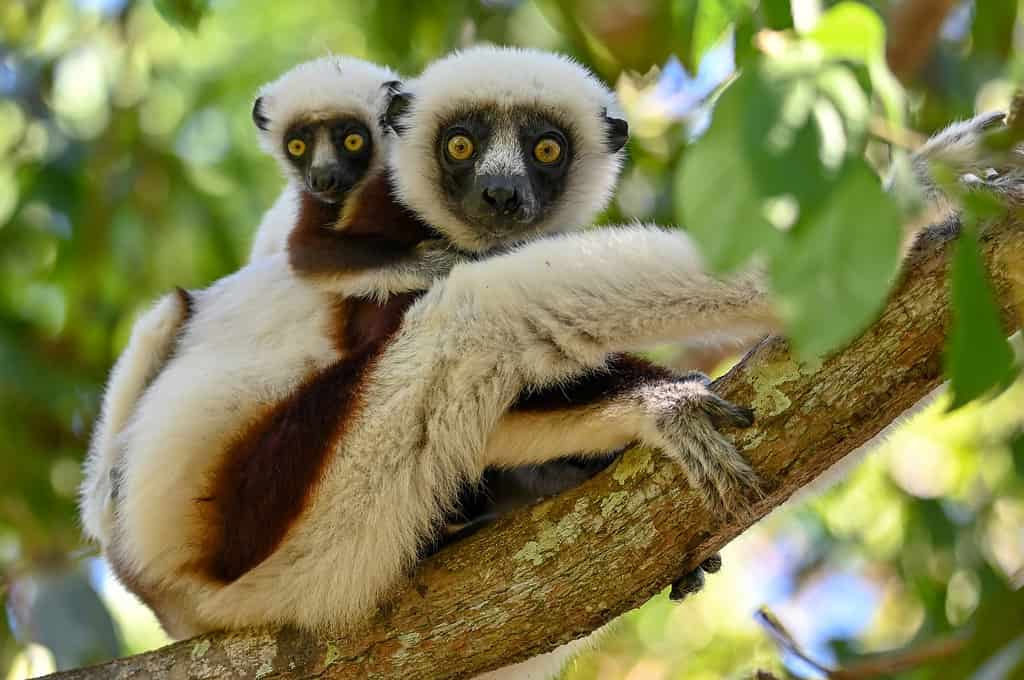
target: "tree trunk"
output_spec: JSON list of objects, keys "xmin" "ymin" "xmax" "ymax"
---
[{"xmin": 45, "ymin": 212, "xmax": 1024, "ymax": 680}]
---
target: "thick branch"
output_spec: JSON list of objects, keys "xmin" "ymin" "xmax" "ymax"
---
[
  {"xmin": 885, "ymin": 0, "xmax": 958, "ymax": 85},
  {"xmin": 47, "ymin": 213, "xmax": 1024, "ymax": 680}
]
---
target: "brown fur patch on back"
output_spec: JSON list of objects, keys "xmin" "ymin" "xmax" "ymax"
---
[
  {"xmin": 198, "ymin": 291, "xmax": 423, "ymax": 584},
  {"xmin": 511, "ymin": 353, "xmax": 672, "ymax": 412},
  {"xmin": 332, "ymin": 291, "xmax": 422, "ymax": 355}
]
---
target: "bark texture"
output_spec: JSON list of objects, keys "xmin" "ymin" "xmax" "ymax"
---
[{"xmin": 45, "ymin": 212, "xmax": 1024, "ymax": 680}]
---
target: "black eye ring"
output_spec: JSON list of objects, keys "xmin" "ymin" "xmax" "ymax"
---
[
  {"xmin": 531, "ymin": 130, "xmax": 569, "ymax": 169},
  {"xmin": 443, "ymin": 128, "xmax": 477, "ymax": 163}
]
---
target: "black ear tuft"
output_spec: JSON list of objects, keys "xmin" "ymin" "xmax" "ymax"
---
[
  {"xmin": 252, "ymin": 97, "xmax": 270, "ymax": 131},
  {"xmin": 602, "ymin": 108, "xmax": 629, "ymax": 153},
  {"xmin": 382, "ymin": 90, "xmax": 415, "ymax": 136}
]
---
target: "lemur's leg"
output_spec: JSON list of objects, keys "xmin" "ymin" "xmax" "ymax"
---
[
  {"xmin": 79, "ymin": 288, "xmax": 193, "ymax": 545},
  {"xmin": 432, "ymin": 359, "xmax": 736, "ymax": 598},
  {"xmin": 488, "ymin": 355, "xmax": 759, "ymax": 519}
]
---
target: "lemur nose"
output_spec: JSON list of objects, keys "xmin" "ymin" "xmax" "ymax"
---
[
  {"xmin": 482, "ymin": 185, "xmax": 521, "ymax": 214},
  {"xmin": 309, "ymin": 165, "xmax": 342, "ymax": 194}
]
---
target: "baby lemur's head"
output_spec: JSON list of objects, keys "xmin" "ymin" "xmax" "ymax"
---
[
  {"xmin": 385, "ymin": 46, "xmax": 629, "ymax": 253},
  {"xmin": 253, "ymin": 56, "xmax": 400, "ymax": 204}
]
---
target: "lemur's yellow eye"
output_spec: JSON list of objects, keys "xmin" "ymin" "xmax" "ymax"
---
[
  {"xmin": 287, "ymin": 139, "xmax": 306, "ymax": 157},
  {"xmin": 344, "ymin": 133, "xmax": 365, "ymax": 152},
  {"xmin": 446, "ymin": 134, "xmax": 474, "ymax": 161},
  {"xmin": 533, "ymin": 137, "xmax": 562, "ymax": 164}
]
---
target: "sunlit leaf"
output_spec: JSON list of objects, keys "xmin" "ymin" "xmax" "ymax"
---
[
  {"xmin": 770, "ymin": 159, "xmax": 902, "ymax": 357},
  {"xmin": 676, "ymin": 67, "xmax": 782, "ymax": 271},
  {"xmin": 808, "ymin": 2, "xmax": 886, "ymax": 64},
  {"xmin": 944, "ymin": 225, "xmax": 1018, "ymax": 410}
]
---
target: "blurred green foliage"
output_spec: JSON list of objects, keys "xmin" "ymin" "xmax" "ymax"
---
[{"xmin": 0, "ymin": 0, "xmax": 1022, "ymax": 677}]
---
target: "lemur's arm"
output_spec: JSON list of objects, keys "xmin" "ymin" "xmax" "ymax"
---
[
  {"xmin": 438, "ymin": 225, "xmax": 775, "ymax": 380},
  {"xmin": 392, "ymin": 225, "xmax": 771, "ymax": 518},
  {"xmin": 79, "ymin": 289, "xmax": 193, "ymax": 546}
]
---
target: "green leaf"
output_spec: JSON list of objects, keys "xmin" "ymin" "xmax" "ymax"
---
[
  {"xmin": 769, "ymin": 159, "xmax": 902, "ymax": 357},
  {"xmin": 690, "ymin": 0, "xmax": 747, "ymax": 70},
  {"xmin": 676, "ymin": 68, "xmax": 782, "ymax": 271},
  {"xmin": 671, "ymin": 0, "xmax": 699, "ymax": 72},
  {"xmin": 759, "ymin": 0, "xmax": 792, "ymax": 30},
  {"xmin": 153, "ymin": 0, "xmax": 210, "ymax": 30},
  {"xmin": 972, "ymin": 0, "xmax": 1019, "ymax": 60},
  {"xmin": 808, "ymin": 2, "xmax": 886, "ymax": 63},
  {"xmin": 815, "ymin": 65, "xmax": 870, "ymax": 154},
  {"xmin": 677, "ymin": 57, "xmax": 867, "ymax": 273},
  {"xmin": 1011, "ymin": 430, "xmax": 1024, "ymax": 476},
  {"xmin": 944, "ymin": 225, "xmax": 1018, "ymax": 410}
]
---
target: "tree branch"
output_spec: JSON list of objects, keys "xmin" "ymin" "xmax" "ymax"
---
[
  {"xmin": 885, "ymin": 0, "xmax": 958, "ymax": 85},
  {"xmin": 46, "ymin": 212, "xmax": 1024, "ymax": 680}
]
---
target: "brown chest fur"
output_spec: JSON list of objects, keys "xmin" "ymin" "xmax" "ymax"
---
[{"xmin": 287, "ymin": 174, "xmax": 434, "ymax": 278}]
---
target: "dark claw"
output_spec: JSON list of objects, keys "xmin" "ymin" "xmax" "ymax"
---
[
  {"xmin": 977, "ymin": 111, "xmax": 1007, "ymax": 131},
  {"xmin": 669, "ymin": 567, "xmax": 705, "ymax": 601},
  {"xmin": 705, "ymin": 397, "xmax": 755, "ymax": 429},
  {"xmin": 700, "ymin": 553, "xmax": 722, "ymax": 573},
  {"xmin": 670, "ymin": 552, "xmax": 725, "ymax": 601}
]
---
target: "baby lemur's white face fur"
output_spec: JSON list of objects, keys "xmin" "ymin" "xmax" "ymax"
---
[
  {"xmin": 386, "ymin": 46, "xmax": 628, "ymax": 253},
  {"xmin": 253, "ymin": 56, "xmax": 400, "ymax": 204}
]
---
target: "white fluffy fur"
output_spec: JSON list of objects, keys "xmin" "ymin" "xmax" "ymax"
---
[
  {"xmin": 80, "ymin": 291, "xmax": 191, "ymax": 547},
  {"xmin": 248, "ymin": 56, "xmax": 400, "ymax": 261},
  {"xmin": 110, "ymin": 225, "xmax": 773, "ymax": 637},
  {"xmin": 390, "ymin": 45, "xmax": 626, "ymax": 252},
  {"xmin": 249, "ymin": 181, "xmax": 300, "ymax": 261}
]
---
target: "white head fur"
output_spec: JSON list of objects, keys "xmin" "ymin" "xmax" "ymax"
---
[
  {"xmin": 253, "ymin": 55, "xmax": 400, "ymax": 187},
  {"xmin": 387, "ymin": 45, "xmax": 628, "ymax": 253},
  {"xmin": 248, "ymin": 56, "xmax": 401, "ymax": 259}
]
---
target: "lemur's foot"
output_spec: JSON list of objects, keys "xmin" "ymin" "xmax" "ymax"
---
[
  {"xmin": 669, "ymin": 553, "xmax": 724, "ymax": 601},
  {"xmin": 646, "ymin": 373, "xmax": 762, "ymax": 521}
]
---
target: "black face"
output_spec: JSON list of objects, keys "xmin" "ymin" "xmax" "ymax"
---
[
  {"xmin": 435, "ymin": 109, "xmax": 574, "ymax": 238},
  {"xmin": 282, "ymin": 117, "xmax": 374, "ymax": 204}
]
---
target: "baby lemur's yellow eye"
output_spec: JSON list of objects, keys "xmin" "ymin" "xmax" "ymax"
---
[
  {"xmin": 533, "ymin": 137, "xmax": 562, "ymax": 164},
  {"xmin": 287, "ymin": 139, "xmax": 306, "ymax": 157},
  {"xmin": 344, "ymin": 133, "xmax": 365, "ymax": 152},
  {"xmin": 446, "ymin": 134, "xmax": 474, "ymax": 161}
]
